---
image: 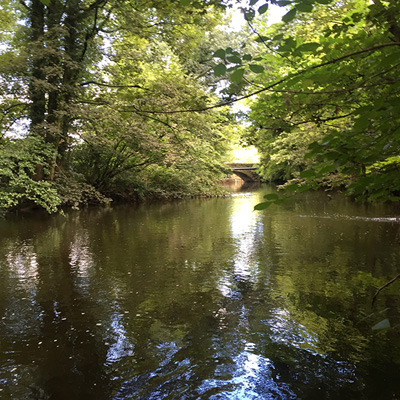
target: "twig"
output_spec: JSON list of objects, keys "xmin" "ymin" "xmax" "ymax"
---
[
  {"xmin": 246, "ymin": 19, "xmax": 290, "ymax": 62},
  {"xmin": 372, "ymin": 273, "xmax": 400, "ymax": 306}
]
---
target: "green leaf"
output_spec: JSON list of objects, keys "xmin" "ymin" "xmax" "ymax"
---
[
  {"xmin": 286, "ymin": 75, "xmax": 301, "ymax": 86},
  {"xmin": 297, "ymin": 42, "xmax": 320, "ymax": 52},
  {"xmin": 315, "ymin": 0, "xmax": 332, "ymax": 3},
  {"xmin": 282, "ymin": 8, "xmax": 297, "ymax": 23},
  {"xmin": 284, "ymin": 37, "xmax": 297, "ymax": 48},
  {"xmin": 372, "ymin": 318, "xmax": 391, "ymax": 331},
  {"xmin": 258, "ymin": 3, "xmax": 269, "ymax": 14},
  {"xmin": 318, "ymin": 163, "xmax": 336, "ymax": 174},
  {"xmin": 213, "ymin": 63, "xmax": 227, "ymax": 77},
  {"xmin": 353, "ymin": 117, "xmax": 370, "ymax": 132},
  {"xmin": 379, "ymin": 51, "xmax": 400, "ymax": 68},
  {"xmin": 273, "ymin": 34, "xmax": 284, "ymax": 41},
  {"xmin": 230, "ymin": 68, "xmax": 245, "ymax": 83},
  {"xmin": 255, "ymin": 35, "xmax": 269, "ymax": 43},
  {"xmin": 297, "ymin": 185, "xmax": 312, "ymax": 193},
  {"xmin": 308, "ymin": 141, "xmax": 322, "ymax": 151},
  {"xmin": 40, "ymin": 0, "xmax": 51, "ymax": 4},
  {"xmin": 264, "ymin": 193, "xmax": 279, "ymax": 201},
  {"xmin": 249, "ymin": 64, "xmax": 264, "ymax": 73},
  {"xmin": 245, "ymin": 9, "xmax": 256, "ymax": 21},
  {"xmin": 301, "ymin": 78, "xmax": 314, "ymax": 88},
  {"xmin": 325, "ymin": 151, "xmax": 341, "ymax": 161},
  {"xmin": 279, "ymin": 44, "xmax": 294, "ymax": 52},
  {"xmin": 300, "ymin": 170, "xmax": 316, "ymax": 179},
  {"xmin": 312, "ymin": 72, "xmax": 331, "ymax": 84},
  {"xmin": 283, "ymin": 184, "xmax": 299, "ymax": 191},
  {"xmin": 242, "ymin": 54, "xmax": 253, "ymax": 61},
  {"xmin": 254, "ymin": 201, "xmax": 273, "ymax": 211},
  {"xmin": 179, "ymin": 0, "xmax": 191, "ymax": 5},
  {"xmin": 296, "ymin": 2, "xmax": 313, "ymax": 12},
  {"xmin": 227, "ymin": 55, "xmax": 242, "ymax": 64},
  {"xmin": 213, "ymin": 49, "xmax": 226, "ymax": 59},
  {"xmin": 250, "ymin": 0, "xmax": 259, "ymax": 5}
]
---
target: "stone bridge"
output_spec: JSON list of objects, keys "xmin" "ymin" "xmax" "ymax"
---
[{"xmin": 226, "ymin": 163, "xmax": 260, "ymax": 182}]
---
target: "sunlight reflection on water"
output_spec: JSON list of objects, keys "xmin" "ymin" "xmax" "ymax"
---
[
  {"xmin": 1, "ymin": 186, "xmax": 400, "ymax": 399},
  {"xmin": 197, "ymin": 350, "xmax": 296, "ymax": 400}
]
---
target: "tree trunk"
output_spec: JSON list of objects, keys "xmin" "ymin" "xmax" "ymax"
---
[{"xmin": 28, "ymin": 0, "xmax": 46, "ymax": 131}]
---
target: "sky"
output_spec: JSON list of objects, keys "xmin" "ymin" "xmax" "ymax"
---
[{"xmin": 228, "ymin": 2, "xmax": 288, "ymax": 31}]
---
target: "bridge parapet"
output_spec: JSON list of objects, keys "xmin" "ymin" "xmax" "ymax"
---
[{"xmin": 227, "ymin": 163, "xmax": 258, "ymax": 169}]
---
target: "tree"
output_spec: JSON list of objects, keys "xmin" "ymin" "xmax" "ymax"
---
[
  {"xmin": 0, "ymin": 0, "xmax": 235, "ymax": 213},
  {"xmin": 215, "ymin": 0, "xmax": 400, "ymax": 208}
]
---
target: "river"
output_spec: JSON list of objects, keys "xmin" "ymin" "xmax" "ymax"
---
[{"xmin": 1, "ymin": 183, "xmax": 400, "ymax": 399}]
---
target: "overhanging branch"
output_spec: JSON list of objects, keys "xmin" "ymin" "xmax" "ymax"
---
[
  {"xmin": 131, "ymin": 42, "xmax": 400, "ymax": 115},
  {"xmin": 372, "ymin": 273, "xmax": 400, "ymax": 306},
  {"xmin": 80, "ymin": 81, "xmax": 151, "ymax": 91}
]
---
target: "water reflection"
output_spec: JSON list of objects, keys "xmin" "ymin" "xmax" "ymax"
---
[
  {"xmin": 69, "ymin": 231, "xmax": 95, "ymax": 279},
  {"xmin": 230, "ymin": 194, "xmax": 262, "ymax": 280},
  {"xmin": 1, "ymin": 187, "xmax": 400, "ymax": 398},
  {"xmin": 7, "ymin": 242, "xmax": 39, "ymax": 290},
  {"xmin": 106, "ymin": 312, "xmax": 135, "ymax": 363}
]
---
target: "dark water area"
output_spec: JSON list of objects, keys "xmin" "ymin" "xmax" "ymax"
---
[{"xmin": 1, "ymin": 183, "xmax": 400, "ymax": 399}]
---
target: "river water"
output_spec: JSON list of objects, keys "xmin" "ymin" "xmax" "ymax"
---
[{"xmin": 1, "ymin": 183, "xmax": 400, "ymax": 399}]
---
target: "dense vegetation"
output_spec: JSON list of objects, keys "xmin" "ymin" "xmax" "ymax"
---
[
  {"xmin": 0, "ymin": 0, "xmax": 237, "ymax": 214},
  {"xmin": 233, "ymin": 0, "xmax": 400, "ymax": 208},
  {"xmin": 1, "ymin": 0, "xmax": 399, "ymax": 214}
]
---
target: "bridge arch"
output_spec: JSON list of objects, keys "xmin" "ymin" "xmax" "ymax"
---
[{"xmin": 226, "ymin": 163, "xmax": 260, "ymax": 182}]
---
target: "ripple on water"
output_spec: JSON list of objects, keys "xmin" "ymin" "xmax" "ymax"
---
[
  {"xmin": 114, "ymin": 350, "xmax": 296, "ymax": 400},
  {"xmin": 196, "ymin": 351, "xmax": 296, "ymax": 400}
]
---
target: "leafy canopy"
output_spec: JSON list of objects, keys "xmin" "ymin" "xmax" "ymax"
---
[{"xmin": 207, "ymin": 0, "xmax": 400, "ymax": 208}]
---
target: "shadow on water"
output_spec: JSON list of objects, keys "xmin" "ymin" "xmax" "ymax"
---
[{"xmin": 1, "ymin": 186, "xmax": 400, "ymax": 399}]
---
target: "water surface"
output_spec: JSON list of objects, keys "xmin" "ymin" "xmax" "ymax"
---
[{"xmin": 1, "ymin": 184, "xmax": 400, "ymax": 399}]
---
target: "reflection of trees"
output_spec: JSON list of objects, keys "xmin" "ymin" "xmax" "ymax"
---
[
  {"xmin": 252, "ymin": 191, "xmax": 400, "ymax": 397},
  {"xmin": 1, "ymin": 189, "xmax": 400, "ymax": 398},
  {"xmin": 0, "ymin": 215, "xmax": 112, "ymax": 399},
  {"xmin": 0, "ymin": 197, "xmax": 241, "ymax": 398}
]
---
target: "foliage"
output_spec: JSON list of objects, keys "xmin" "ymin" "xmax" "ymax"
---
[
  {"xmin": 71, "ymin": 25, "xmax": 233, "ymax": 199},
  {"xmin": 0, "ymin": 0, "xmax": 236, "ymax": 214},
  {"xmin": 2, "ymin": 0, "xmax": 399, "ymax": 214},
  {"xmin": 0, "ymin": 136, "xmax": 61, "ymax": 214},
  {"xmin": 208, "ymin": 0, "xmax": 400, "ymax": 209}
]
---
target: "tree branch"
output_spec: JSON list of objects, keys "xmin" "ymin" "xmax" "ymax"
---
[
  {"xmin": 268, "ymin": 80, "xmax": 400, "ymax": 95},
  {"xmin": 372, "ymin": 273, "xmax": 400, "ymax": 306},
  {"xmin": 285, "ymin": 112, "xmax": 354, "ymax": 127},
  {"xmin": 80, "ymin": 81, "xmax": 151, "ymax": 91},
  {"xmin": 1, "ymin": 102, "xmax": 28, "ymax": 113},
  {"xmin": 123, "ymin": 105, "xmax": 178, "ymax": 131},
  {"xmin": 0, "ymin": 103, "xmax": 28, "ymax": 127},
  {"xmin": 132, "ymin": 42, "xmax": 400, "ymax": 114}
]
